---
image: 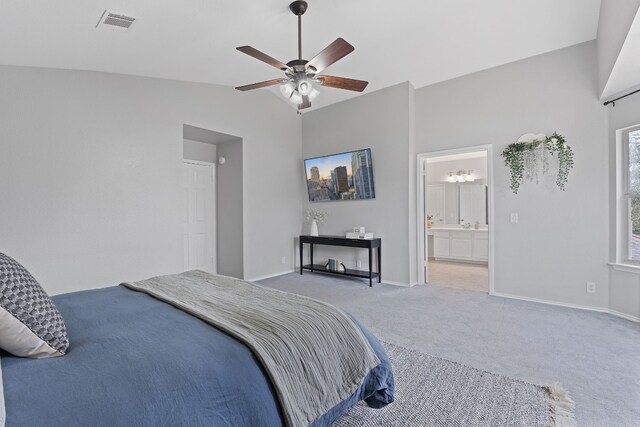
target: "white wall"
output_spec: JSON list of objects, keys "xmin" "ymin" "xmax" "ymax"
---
[
  {"xmin": 0, "ymin": 65, "xmax": 302, "ymax": 295},
  {"xmin": 416, "ymin": 41, "xmax": 610, "ymax": 309},
  {"xmin": 301, "ymin": 82, "xmax": 416, "ymax": 285}
]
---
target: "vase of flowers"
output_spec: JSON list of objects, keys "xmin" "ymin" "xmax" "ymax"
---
[{"xmin": 306, "ymin": 208, "xmax": 328, "ymax": 236}]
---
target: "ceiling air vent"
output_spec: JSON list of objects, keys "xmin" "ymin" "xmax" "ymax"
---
[{"xmin": 97, "ymin": 11, "xmax": 136, "ymax": 31}]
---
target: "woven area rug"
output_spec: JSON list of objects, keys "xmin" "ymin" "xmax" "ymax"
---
[{"xmin": 335, "ymin": 342, "xmax": 576, "ymax": 427}]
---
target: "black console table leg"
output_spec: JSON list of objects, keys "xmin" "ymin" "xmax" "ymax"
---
[
  {"xmin": 310, "ymin": 244, "xmax": 314, "ymax": 272},
  {"xmin": 299, "ymin": 242, "xmax": 303, "ymax": 275},
  {"xmin": 368, "ymin": 247, "xmax": 373, "ymax": 287},
  {"xmin": 378, "ymin": 245, "xmax": 382, "ymax": 283}
]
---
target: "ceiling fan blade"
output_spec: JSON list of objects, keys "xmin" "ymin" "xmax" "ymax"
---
[
  {"xmin": 299, "ymin": 95, "xmax": 312, "ymax": 110},
  {"xmin": 235, "ymin": 78, "xmax": 283, "ymax": 91},
  {"xmin": 306, "ymin": 38, "xmax": 354, "ymax": 74},
  {"xmin": 318, "ymin": 75, "xmax": 368, "ymax": 92},
  {"xmin": 236, "ymin": 46, "xmax": 290, "ymax": 71}
]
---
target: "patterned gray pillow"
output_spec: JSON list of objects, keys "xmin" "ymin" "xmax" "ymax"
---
[{"xmin": 0, "ymin": 253, "xmax": 69, "ymax": 358}]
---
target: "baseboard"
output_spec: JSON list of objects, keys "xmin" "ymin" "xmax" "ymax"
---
[
  {"xmin": 382, "ymin": 280, "xmax": 418, "ymax": 288},
  {"xmin": 492, "ymin": 292, "xmax": 640, "ymax": 323},
  {"xmin": 434, "ymin": 257, "xmax": 488, "ymax": 266},
  {"xmin": 246, "ymin": 269, "xmax": 296, "ymax": 282},
  {"xmin": 609, "ymin": 309, "xmax": 640, "ymax": 323},
  {"xmin": 491, "ymin": 292, "xmax": 609, "ymax": 313}
]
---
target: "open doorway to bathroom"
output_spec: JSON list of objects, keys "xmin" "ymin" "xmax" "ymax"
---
[{"xmin": 417, "ymin": 146, "xmax": 493, "ymax": 293}]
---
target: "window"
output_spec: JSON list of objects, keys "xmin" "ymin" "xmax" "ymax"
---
[{"xmin": 623, "ymin": 126, "xmax": 640, "ymax": 262}]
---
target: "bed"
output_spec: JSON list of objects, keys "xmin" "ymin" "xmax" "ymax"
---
[{"xmin": 0, "ymin": 271, "xmax": 394, "ymax": 426}]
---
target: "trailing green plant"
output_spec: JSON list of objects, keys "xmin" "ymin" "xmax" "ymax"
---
[{"xmin": 501, "ymin": 132, "xmax": 574, "ymax": 194}]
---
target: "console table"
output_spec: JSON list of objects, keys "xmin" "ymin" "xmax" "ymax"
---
[{"xmin": 299, "ymin": 235, "xmax": 381, "ymax": 287}]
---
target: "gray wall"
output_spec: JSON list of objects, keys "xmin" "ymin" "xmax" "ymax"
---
[
  {"xmin": 183, "ymin": 139, "xmax": 217, "ymax": 163},
  {"xmin": 216, "ymin": 139, "xmax": 244, "ymax": 278},
  {"xmin": 607, "ymin": 92, "xmax": 640, "ymax": 319},
  {"xmin": 416, "ymin": 41, "xmax": 610, "ymax": 309},
  {"xmin": 301, "ymin": 82, "xmax": 416, "ymax": 285},
  {"xmin": 301, "ymin": 42, "xmax": 613, "ymax": 311},
  {"xmin": 0, "ymin": 64, "xmax": 302, "ymax": 295}
]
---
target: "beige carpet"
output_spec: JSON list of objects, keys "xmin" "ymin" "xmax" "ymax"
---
[{"xmin": 428, "ymin": 260, "xmax": 488, "ymax": 292}]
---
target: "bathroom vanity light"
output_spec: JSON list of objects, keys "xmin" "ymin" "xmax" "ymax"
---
[{"xmin": 447, "ymin": 170, "xmax": 475, "ymax": 183}]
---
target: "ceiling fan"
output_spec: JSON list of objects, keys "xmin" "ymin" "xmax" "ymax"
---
[{"xmin": 235, "ymin": 0, "xmax": 368, "ymax": 111}]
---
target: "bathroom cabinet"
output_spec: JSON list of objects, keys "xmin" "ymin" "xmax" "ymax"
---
[{"xmin": 432, "ymin": 229, "xmax": 488, "ymax": 263}]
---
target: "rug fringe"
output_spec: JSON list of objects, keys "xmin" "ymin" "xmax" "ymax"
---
[{"xmin": 545, "ymin": 382, "xmax": 576, "ymax": 427}]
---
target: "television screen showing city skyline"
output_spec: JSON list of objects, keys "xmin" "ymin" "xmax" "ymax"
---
[{"xmin": 304, "ymin": 148, "xmax": 375, "ymax": 202}]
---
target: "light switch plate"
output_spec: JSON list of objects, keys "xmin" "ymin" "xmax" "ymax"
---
[{"xmin": 510, "ymin": 213, "xmax": 519, "ymax": 223}]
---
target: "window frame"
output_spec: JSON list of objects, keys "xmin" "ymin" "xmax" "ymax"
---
[{"xmin": 620, "ymin": 125, "xmax": 640, "ymax": 264}]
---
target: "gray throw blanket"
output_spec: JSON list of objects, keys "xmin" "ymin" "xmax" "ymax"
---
[{"xmin": 122, "ymin": 270, "xmax": 380, "ymax": 427}]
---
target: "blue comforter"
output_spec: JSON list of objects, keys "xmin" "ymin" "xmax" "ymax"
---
[{"xmin": 1, "ymin": 286, "xmax": 393, "ymax": 426}]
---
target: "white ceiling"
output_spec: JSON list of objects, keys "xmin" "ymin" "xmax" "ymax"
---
[{"xmin": 0, "ymin": 0, "xmax": 601, "ymax": 110}]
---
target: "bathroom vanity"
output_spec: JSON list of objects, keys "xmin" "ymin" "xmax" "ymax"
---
[{"xmin": 430, "ymin": 227, "xmax": 488, "ymax": 263}]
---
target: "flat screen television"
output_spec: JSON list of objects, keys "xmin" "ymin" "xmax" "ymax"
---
[{"xmin": 304, "ymin": 148, "xmax": 375, "ymax": 202}]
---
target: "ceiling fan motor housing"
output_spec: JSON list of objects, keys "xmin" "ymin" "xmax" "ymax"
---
[{"xmin": 289, "ymin": 1, "xmax": 308, "ymax": 16}]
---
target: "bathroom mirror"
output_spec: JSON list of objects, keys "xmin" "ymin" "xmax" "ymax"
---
[{"xmin": 426, "ymin": 183, "xmax": 488, "ymax": 225}]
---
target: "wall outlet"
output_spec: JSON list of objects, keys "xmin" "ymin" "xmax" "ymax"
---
[
  {"xmin": 586, "ymin": 282, "xmax": 596, "ymax": 293},
  {"xmin": 357, "ymin": 260, "xmax": 362, "ymax": 268},
  {"xmin": 510, "ymin": 213, "xmax": 519, "ymax": 223},
  {"xmin": 281, "ymin": 256, "xmax": 286, "ymax": 264}
]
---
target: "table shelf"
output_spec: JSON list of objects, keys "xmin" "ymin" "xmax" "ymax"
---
[
  {"xmin": 301, "ymin": 264, "xmax": 380, "ymax": 280},
  {"xmin": 299, "ymin": 235, "xmax": 381, "ymax": 287}
]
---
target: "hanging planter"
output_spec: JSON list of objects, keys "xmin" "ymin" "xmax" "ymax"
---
[{"xmin": 501, "ymin": 132, "xmax": 574, "ymax": 194}]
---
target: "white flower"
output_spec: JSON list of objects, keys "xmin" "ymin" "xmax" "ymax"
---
[
  {"xmin": 305, "ymin": 208, "xmax": 329, "ymax": 223},
  {"xmin": 551, "ymin": 137, "xmax": 558, "ymax": 143}
]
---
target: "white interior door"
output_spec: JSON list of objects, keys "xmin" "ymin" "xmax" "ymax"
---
[{"xmin": 183, "ymin": 161, "xmax": 216, "ymax": 273}]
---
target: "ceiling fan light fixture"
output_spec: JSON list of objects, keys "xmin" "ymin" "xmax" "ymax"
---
[
  {"xmin": 289, "ymin": 91, "xmax": 303, "ymax": 104},
  {"xmin": 279, "ymin": 81, "xmax": 295, "ymax": 97},
  {"xmin": 297, "ymin": 79, "xmax": 313, "ymax": 96},
  {"xmin": 308, "ymin": 88, "xmax": 320, "ymax": 101}
]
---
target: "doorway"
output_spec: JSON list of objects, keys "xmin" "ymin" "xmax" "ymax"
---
[
  {"xmin": 183, "ymin": 160, "xmax": 216, "ymax": 273},
  {"xmin": 183, "ymin": 124, "xmax": 244, "ymax": 278},
  {"xmin": 417, "ymin": 146, "xmax": 494, "ymax": 293}
]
